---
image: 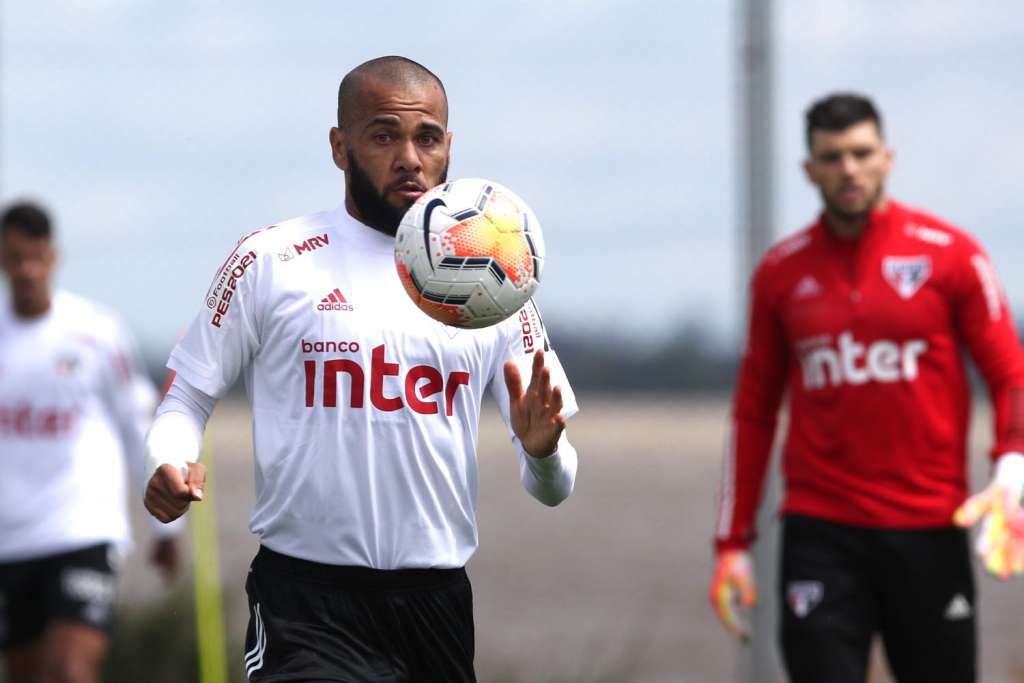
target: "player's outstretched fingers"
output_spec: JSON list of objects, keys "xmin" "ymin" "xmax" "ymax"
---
[
  {"xmin": 528, "ymin": 349, "xmax": 545, "ymax": 394},
  {"xmin": 550, "ymin": 385, "xmax": 564, "ymax": 417},
  {"xmin": 186, "ymin": 461, "xmax": 206, "ymax": 501},
  {"xmin": 539, "ymin": 365, "xmax": 553, "ymax": 406},
  {"xmin": 503, "ymin": 361, "xmax": 524, "ymax": 401}
]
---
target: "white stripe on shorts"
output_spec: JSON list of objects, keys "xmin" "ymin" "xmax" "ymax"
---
[{"xmin": 245, "ymin": 602, "xmax": 267, "ymax": 679}]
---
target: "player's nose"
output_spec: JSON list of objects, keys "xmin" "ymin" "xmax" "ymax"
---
[
  {"xmin": 393, "ymin": 139, "xmax": 422, "ymax": 173},
  {"xmin": 839, "ymin": 153, "xmax": 859, "ymax": 176}
]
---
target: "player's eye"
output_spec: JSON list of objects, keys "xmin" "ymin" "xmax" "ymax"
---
[
  {"xmin": 373, "ymin": 133, "xmax": 392, "ymax": 144},
  {"xmin": 418, "ymin": 133, "xmax": 438, "ymax": 146}
]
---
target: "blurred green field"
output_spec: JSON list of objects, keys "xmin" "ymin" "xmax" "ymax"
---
[{"xmin": 89, "ymin": 397, "xmax": 1024, "ymax": 681}]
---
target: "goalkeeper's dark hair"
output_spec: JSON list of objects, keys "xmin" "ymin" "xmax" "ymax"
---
[
  {"xmin": 1, "ymin": 201, "xmax": 53, "ymax": 239},
  {"xmin": 805, "ymin": 93, "xmax": 883, "ymax": 151},
  {"xmin": 337, "ymin": 56, "xmax": 447, "ymax": 130}
]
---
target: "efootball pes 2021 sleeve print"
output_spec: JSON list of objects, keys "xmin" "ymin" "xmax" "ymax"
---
[
  {"xmin": 169, "ymin": 231, "xmax": 265, "ymax": 398},
  {"xmin": 488, "ymin": 299, "xmax": 579, "ymax": 506}
]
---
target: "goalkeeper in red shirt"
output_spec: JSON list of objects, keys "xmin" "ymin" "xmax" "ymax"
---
[{"xmin": 710, "ymin": 93, "xmax": 1024, "ymax": 683}]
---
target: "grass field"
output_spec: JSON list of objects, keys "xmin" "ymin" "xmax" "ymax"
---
[{"xmin": 108, "ymin": 395, "xmax": 1024, "ymax": 682}]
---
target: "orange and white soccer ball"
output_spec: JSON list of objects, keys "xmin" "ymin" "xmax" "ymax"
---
[{"xmin": 395, "ymin": 178, "xmax": 545, "ymax": 328}]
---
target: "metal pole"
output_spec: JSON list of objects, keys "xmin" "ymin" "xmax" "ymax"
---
[
  {"xmin": 740, "ymin": 0, "xmax": 774, "ymax": 284},
  {"xmin": 737, "ymin": 1, "xmax": 781, "ymax": 681}
]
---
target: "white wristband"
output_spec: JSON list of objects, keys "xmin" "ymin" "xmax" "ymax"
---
[
  {"xmin": 144, "ymin": 410, "xmax": 202, "ymax": 482},
  {"xmin": 994, "ymin": 452, "xmax": 1024, "ymax": 498}
]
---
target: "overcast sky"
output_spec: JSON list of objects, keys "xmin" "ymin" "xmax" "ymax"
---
[{"xmin": 2, "ymin": 1, "xmax": 1023, "ymax": 357}]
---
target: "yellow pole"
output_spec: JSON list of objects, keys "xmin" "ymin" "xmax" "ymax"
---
[{"xmin": 191, "ymin": 438, "xmax": 229, "ymax": 683}]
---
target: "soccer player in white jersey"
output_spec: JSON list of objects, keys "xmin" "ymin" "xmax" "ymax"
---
[
  {"xmin": 0, "ymin": 202, "xmax": 180, "ymax": 683},
  {"xmin": 143, "ymin": 56, "xmax": 579, "ymax": 681}
]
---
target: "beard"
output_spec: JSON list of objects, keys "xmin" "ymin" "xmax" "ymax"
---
[
  {"xmin": 346, "ymin": 149, "xmax": 449, "ymax": 237},
  {"xmin": 821, "ymin": 182, "xmax": 884, "ymax": 224}
]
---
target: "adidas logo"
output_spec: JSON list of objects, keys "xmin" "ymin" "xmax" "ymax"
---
[
  {"xmin": 316, "ymin": 287, "xmax": 354, "ymax": 312},
  {"xmin": 944, "ymin": 594, "xmax": 972, "ymax": 620},
  {"xmin": 792, "ymin": 275, "xmax": 823, "ymax": 300}
]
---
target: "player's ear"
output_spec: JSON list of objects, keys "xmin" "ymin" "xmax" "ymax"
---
[
  {"xmin": 801, "ymin": 157, "xmax": 815, "ymax": 184},
  {"xmin": 444, "ymin": 131, "xmax": 454, "ymax": 169},
  {"xmin": 330, "ymin": 127, "xmax": 348, "ymax": 172},
  {"xmin": 44, "ymin": 240, "xmax": 58, "ymax": 274}
]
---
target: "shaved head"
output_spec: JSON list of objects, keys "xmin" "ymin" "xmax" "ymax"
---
[{"xmin": 337, "ymin": 56, "xmax": 448, "ymax": 130}]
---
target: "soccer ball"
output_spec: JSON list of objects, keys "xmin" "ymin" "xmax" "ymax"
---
[{"xmin": 394, "ymin": 178, "xmax": 545, "ymax": 328}]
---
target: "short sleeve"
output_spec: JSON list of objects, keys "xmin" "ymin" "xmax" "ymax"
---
[{"xmin": 167, "ymin": 236, "xmax": 262, "ymax": 398}]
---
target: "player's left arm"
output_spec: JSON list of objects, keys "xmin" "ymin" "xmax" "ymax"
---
[
  {"xmin": 98, "ymin": 316, "xmax": 185, "ymax": 579},
  {"xmin": 950, "ymin": 240, "xmax": 1024, "ymax": 579},
  {"xmin": 489, "ymin": 300, "xmax": 579, "ymax": 506}
]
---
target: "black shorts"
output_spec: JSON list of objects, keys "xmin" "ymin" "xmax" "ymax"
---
[
  {"xmin": 0, "ymin": 543, "xmax": 118, "ymax": 650},
  {"xmin": 779, "ymin": 514, "xmax": 975, "ymax": 683},
  {"xmin": 243, "ymin": 546, "xmax": 475, "ymax": 682}
]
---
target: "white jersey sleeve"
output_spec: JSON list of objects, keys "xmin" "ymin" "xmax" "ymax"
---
[
  {"xmin": 145, "ymin": 375, "xmax": 214, "ymax": 480},
  {"xmin": 488, "ymin": 300, "xmax": 579, "ymax": 505},
  {"xmin": 169, "ymin": 233, "xmax": 263, "ymax": 397},
  {"xmin": 94, "ymin": 315, "xmax": 154, "ymax": 489},
  {"xmin": 97, "ymin": 316, "xmax": 184, "ymax": 536}
]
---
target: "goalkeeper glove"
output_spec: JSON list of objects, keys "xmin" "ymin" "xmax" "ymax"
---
[
  {"xmin": 709, "ymin": 549, "xmax": 756, "ymax": 641},
  {"xmin": 954, "ymin": 452, "xmax": 1024, "ymax": 580}
]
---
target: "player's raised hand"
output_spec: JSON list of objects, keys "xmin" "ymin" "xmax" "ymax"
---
[
  {"xmin": 144, "ymin": 461, "xmax": 206, "ymax": 523},
  {"xmin": 504, "ymin": 349, "xmax": 565, "ymax": 458},
  {"xmin": 709, "ymin": 549, "xmax": 757, "ymax": 641},
  {"xmin": 954, "ymin": 452, "xmax": 1024, "ymax": 580}
]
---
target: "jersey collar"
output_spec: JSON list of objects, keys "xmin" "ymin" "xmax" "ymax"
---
[
  {"xmin": 330, "ymin": 204, "xmax": 396, "ymax": 254},
  {"xmin": 816, "ymin": 199, "xmax": 897, "ymax": 245}
]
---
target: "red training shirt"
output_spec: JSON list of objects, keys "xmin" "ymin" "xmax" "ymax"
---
[{"xmin": 715, "ymin": 199, "xmax": 1024, "ymax": 552}]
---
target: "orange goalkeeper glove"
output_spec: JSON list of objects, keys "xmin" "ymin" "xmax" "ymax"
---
[
  {"xmin": 954, "ymin": 452, "xmax": 1024, "ymax": 580},
  {"xmin": 709, "ymin": 549, "xmax": 756, "ymax": 641}
]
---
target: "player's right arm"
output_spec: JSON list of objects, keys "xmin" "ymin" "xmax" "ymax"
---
[
  {"xmin": 488, "ymin": 300, "xmax": 579, "ymax": 507},
  {"xmin": 144, "ymin": 377, "xmax": 215, "ymax": 523},
  {"xmin": 710, "ymin": 258, "xmax": 790, "ymax": 639},
  {"xmin": 144, "ymin": 235, "xmax": 264, "ymax": 523}
]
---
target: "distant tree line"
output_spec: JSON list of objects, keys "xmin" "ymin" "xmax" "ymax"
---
[{"xmin": 545, "ymin": 321, "xmax": 739, "ymax": 393}]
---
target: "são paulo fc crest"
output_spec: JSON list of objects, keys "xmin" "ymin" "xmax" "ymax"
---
[
  {"xmin": 786, "ymin": 580, "xmax": 824, "ymax": 618},
  {"xmin": 882, "ymin": 256, "xmax": 931, "ymax": 300}
]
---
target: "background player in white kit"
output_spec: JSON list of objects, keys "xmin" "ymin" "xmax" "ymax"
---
[
  {"xmin": 0, "ymin": 202, "xmax": 180, "ymax": 683},
  {"xmin": 143, "ymin": 56, "xmax": 579, "ymax": 681}
]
